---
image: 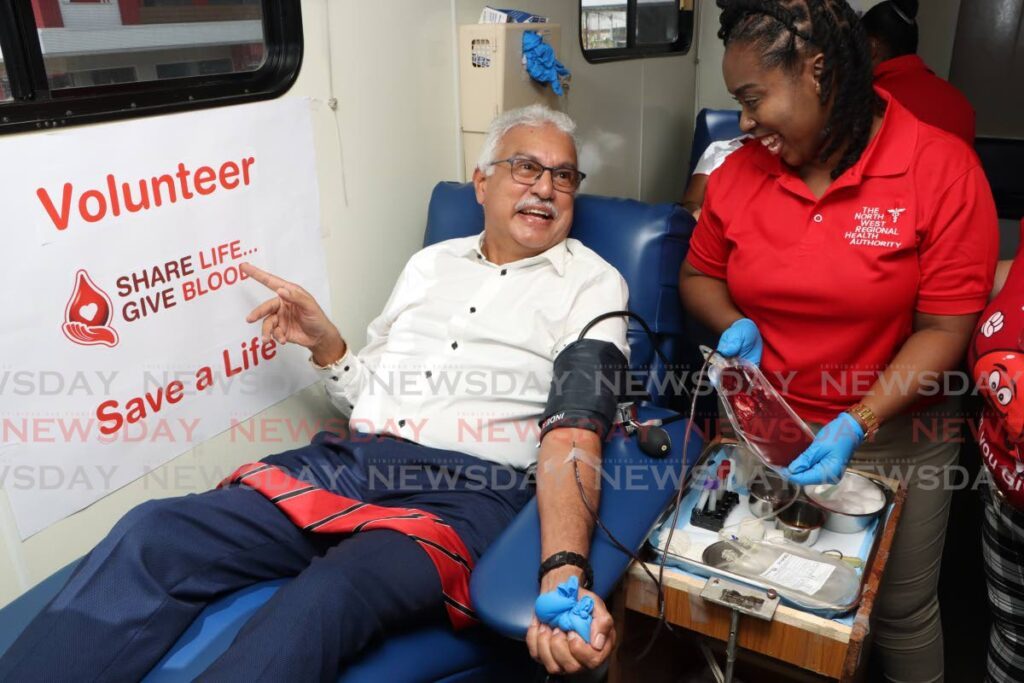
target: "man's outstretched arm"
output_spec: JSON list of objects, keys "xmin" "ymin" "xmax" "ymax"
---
[{"xmin": 527, "ymin": 426, "xmax": 617, "ymax": 676}]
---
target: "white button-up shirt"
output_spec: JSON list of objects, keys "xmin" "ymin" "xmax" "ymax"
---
[{"xmin": 312, "ymin": 233, "xmax": 629, "ymax": 469}]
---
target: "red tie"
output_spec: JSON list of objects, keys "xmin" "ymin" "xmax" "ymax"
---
[{"xmin": 219, "ymin": 462, "xmax": 478, "ymax": 630}]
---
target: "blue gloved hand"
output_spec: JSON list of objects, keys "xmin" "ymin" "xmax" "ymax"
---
[
  {"xmin": 716, "ymin": 318, "xmax": 763, "ymax": 365},
  {"xmin": 784, "ymin": 412, "xmax": 865, "ymax": 486},
  {"xmin": 534, "ymin": 575, "xmax": 594, "ymax": 643}
]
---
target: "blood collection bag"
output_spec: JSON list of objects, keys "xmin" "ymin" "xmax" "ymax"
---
[{"xmin": 707, "ymin": 351, "xmax": 815, "ymax": 471}]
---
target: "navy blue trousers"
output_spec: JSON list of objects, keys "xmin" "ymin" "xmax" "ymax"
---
[{"xmin": 0, "ymin": 432, "xmax": 534, "ymax": 682}]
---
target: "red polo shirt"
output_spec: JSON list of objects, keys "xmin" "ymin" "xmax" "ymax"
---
[
  {"xmin": 687, "ymin": 90, "xmax": 998, "ymax": 424},
  {"xmin": 874, "ymin": 54, "xmax": 975, "ymax": 145}
]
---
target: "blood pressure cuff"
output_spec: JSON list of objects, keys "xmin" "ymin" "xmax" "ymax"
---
[{"xmin": 539, "ymin": 339, "xmax": 628, "ymax": 440}]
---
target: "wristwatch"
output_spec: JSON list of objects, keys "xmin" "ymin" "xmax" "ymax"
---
[
  {"xmin": 846, "ymin": 403, "xmax": 880, "ymax": 438},
  {"xmin": 538, "ymin": 551, "xmax": 593, "ymax": 590}
]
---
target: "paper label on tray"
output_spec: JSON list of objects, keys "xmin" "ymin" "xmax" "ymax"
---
[{"xmin": 759, "ymin": 553, "xmax": 835, "ymax": 595}]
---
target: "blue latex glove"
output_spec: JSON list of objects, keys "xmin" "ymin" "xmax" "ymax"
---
[
  {"xmin": 523, "ymin": 31, "xmax": 570, "ymax": 95},
  {"xmin": 716, "ymin": 318, "xmax": 763, "ymax": 365},
  {"xmin": 534, "ymin": 575, "xmax": 595, "ymax": 643},
  {"xmin": 784, "ymin": 412, "xmax": 865, "ymax": 485}
]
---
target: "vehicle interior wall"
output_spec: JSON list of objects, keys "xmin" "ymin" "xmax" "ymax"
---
[
  {"xmin": 949, "ymin": 0, "xmax": 1024, "ymax": 258},
  {"xmin": 950, "ymin": 0, "xmax": 1024, "ymax": 140},
  {"xmin": 0, "ymin": 0, "xmax": 699, "ymax": 608}
]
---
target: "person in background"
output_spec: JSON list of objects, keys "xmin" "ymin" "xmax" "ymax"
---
[
  {"xmin": 681, "ymin": 135, "xmax": 749, "ymax": 219},
  {"xmin": 970, "ymin": 218, "xmax": 1024, "ymax": 683},
  {"xmin": 861, "ymin": 0, "xmax": 975, "ymax": 144},
  {"xmin": 679, "ymin": 1, "xmax": 998, "ymax": 681}
]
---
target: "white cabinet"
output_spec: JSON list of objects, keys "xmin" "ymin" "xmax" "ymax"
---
[{"xmin": 457, "ymin": 23, "xmax": 563, "ymax": 178}]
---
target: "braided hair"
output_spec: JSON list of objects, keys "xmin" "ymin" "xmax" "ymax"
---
[{"xmin": 717, "ymin": 0, "xmax": 881, "ymax": 179}]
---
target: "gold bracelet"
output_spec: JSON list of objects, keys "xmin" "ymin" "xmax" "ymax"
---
[{"xmin": 846, "ymin": 403, "xmax": 880, "ymax": 438}]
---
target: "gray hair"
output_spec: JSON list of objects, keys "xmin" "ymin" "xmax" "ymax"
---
[{"xmin": 475, "ymin": 104, "xmax": 579, "ymax": 175}]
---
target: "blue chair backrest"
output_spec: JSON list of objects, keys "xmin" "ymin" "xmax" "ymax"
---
[
  {"xmin": 687, "ymin": 108, "xmax": 742, "ymax": 176},
  {"xmin": 424, "ymin": 182, "xmax": 696, "ymax": 406}
]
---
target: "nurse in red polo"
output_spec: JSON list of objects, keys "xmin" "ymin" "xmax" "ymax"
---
[
  {"xmin": 681, "ymin": 2, "xmax": 998, "ymax": 681},
  {"xmin": 862, "ymin": 0, "xmax": 975, "ymax": 145}
]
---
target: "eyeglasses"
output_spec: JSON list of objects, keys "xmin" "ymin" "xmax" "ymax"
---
[{"xmin": 489, "ymin": 157, "xmax": 586, "ymax": 193}]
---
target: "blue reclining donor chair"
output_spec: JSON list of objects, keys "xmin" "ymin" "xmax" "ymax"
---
[
  {"xmin": 687, "ymin": 108, "xmax": 743, "ymax": 177},
  {"xmin": 0, "ymin": 183, "xmax": 705, "ymax": 682}
]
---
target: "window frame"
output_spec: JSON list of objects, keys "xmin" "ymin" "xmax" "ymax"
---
[
  {"xmin": 579, "ymin": 0, "xmax": 694, "ymax": 64},
  {"xmin": 0, "ymin": 0, "xmax": 302, "ymax": 135}
]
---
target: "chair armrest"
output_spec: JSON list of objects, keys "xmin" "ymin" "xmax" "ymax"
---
[{"xmin": 469, "ymin": 406, "xmax": 705, "ymax": 639}]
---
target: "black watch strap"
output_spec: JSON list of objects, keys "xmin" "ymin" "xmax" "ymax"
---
[{"xmin": 538, "ymin": 551, "xmax": 593, "ymax": 590}]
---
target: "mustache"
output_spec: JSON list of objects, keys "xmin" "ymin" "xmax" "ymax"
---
[{"xmin": 514, "ymin": 197, "xmax": 559, "ymax": 219}]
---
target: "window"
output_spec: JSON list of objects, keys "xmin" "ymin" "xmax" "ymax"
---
[
  {"xmin": 581, "ymin": 0, "xmax": 693, "ymax": 62},
  {"xmin": 0, "ymin": 0, "xmax": 301, "ymax": 134},
  {"xmin": 582, "ymin": 0, "xmax": 627, "ymax": 51},
  {"xmin": 40, "ymin": 0, "xmax": 266, "ymax": 93}
]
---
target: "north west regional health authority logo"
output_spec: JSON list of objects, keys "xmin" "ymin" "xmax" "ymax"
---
[{"xmin": 62, "ymin": 269, "xmax": 120, "ymax": 348}]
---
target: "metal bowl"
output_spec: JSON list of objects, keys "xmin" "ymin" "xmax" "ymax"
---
[
  {"xmin": 805, "ymin": 471, "xmax": 889, "ymax": 534},
  {"xmin": 775, "ymin": 500, "xmax": 826, "ymax": 546},
  {"xmin": 747, "ymin": 470, "xmax": 797, "ymax": 519}
]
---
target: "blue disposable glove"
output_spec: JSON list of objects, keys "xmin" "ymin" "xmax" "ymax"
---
[
  {"xmin": 523, "ymin": 31, "xmax": 570, "ymax": 96},
  {"xmin": 784, "ymin": 412, "xmax": 865, "ymax": 486},
  {"xmin": 716, "ymin": 318, "xmax": 763, "ymax": 365},
  {"xmin": 534, "ymin": 575, "xmax": 595, "ymax": 643}
]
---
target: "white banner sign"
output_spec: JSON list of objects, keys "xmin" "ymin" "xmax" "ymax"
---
[{"xmin": 0, "ymin": 97, "xmax": 329, "ymax": 538}]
